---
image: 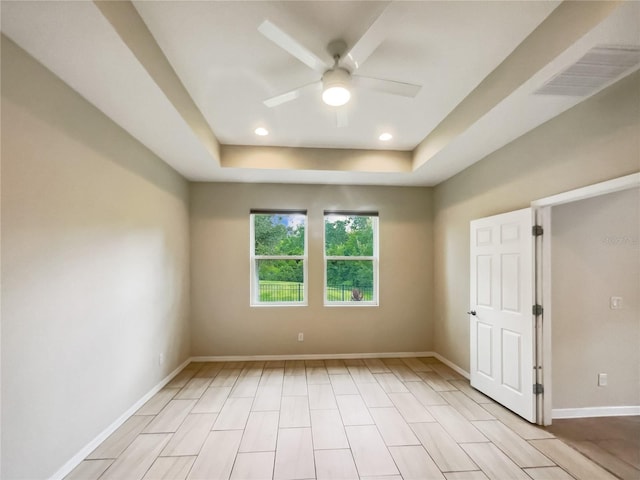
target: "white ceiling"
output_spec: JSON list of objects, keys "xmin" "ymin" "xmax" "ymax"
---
[{"xmin": 2, "ymin": 1, "xmax": 638, "ymax": 186}]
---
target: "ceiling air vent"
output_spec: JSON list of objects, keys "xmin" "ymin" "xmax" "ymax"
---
[{"xmin": 534, "ymin": 45, "xmax": 640, "ymax": 97}]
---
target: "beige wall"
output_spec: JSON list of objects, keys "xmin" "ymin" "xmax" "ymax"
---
[
  {"xmin": 433, "ymin": 71, "xmax": 640, "ymax": 372},
  {"xmin": 1, "ymin": 37, "xmax": 191, "ymax": 479},
  {"xmin": 190, "ymin": 183, "xmax": 433, "ymax": 356},
  {"xmin": 551, "ymin": 188, "xmax": 639, "ymax": 409}
]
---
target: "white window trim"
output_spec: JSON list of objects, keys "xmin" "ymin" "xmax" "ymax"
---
[
  {"xmin": 250, "ymin": 213, "xmax": 308, "ymax": 307},
  {"xmin": 323, "ymin": 215, "xmax": 379, "ymax": 306}
]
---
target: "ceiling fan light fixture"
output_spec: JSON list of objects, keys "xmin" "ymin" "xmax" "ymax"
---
[
  {"xmin": 322, "ymin": 68, "xmax": 351, "ymax": 106},
  {"xmin": 322, "ymin": 86, "xmax": 351, "ymax": 106}
]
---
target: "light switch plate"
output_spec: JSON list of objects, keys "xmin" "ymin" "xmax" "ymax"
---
[{"xmin": 598, "ymin": 373, "xmax": 608, "ymax": 386}]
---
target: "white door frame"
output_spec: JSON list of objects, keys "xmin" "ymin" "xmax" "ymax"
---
[{"xmin": 531, "ymin": 172, "xmax": 640, "ymax": 425}]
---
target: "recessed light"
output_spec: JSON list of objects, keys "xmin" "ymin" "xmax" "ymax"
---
[
  {"xmin": 255, "ymin": 127, "xmax": 269, "ymax": 136},
  {"xmin": 379, "ymin": 132, "xmax": 393, "ymax": 141}
]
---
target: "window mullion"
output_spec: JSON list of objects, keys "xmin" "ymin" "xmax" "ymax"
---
[
  {"xmin": 325, "ymin": 256, "xmax": 374, "ymax": 261},
  {"xmin": 255, "ymin": 255, "xmax": 305, "ymax": 260}
]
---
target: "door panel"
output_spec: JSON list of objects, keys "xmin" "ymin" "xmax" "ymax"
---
[
  {"xmin": 476, "ymin": 323, "xmax": 493, "ymax": 377},
  {"xmin": 501, "ymin": 254, "xmax": 520, "ymax": 312},
  {"xmin": 470, "ymin": 207, "xmax": 535, "ymax": 422},
  {"xmin": 476, "ymin": 227, "xmax": 492, "ymax": 246},
  {"xmin": 500, "ymin": 222, "xmax": 520, "ymax": 243},
  {"xmin": 501, "ymin": 330, "xmax": 522, "ymax": 391},
  {"xmin": 476, "ymin": 256, "xmax": 492, "ymax": 306}
]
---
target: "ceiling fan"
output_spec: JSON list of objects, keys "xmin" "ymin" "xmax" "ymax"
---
[{"xmin": 258, "ymin": 4, "xmax": 422, "ymax": 125}]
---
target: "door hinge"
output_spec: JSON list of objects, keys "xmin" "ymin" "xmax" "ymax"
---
[
  {"xmin": 532, "ymin": 304, "xmax": 544, "ymax": 316},
  {"xmin": 532, "ymin": 225, "xmax": 543, "ymax": 236},
  {"xmin": 533, "ymin": 383, "xmax": 544, "ymax": 394}
]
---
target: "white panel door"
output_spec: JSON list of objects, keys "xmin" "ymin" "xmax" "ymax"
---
[{"xmin": 470, "ymin": 208, "xmax": 536, "ymax": 422}]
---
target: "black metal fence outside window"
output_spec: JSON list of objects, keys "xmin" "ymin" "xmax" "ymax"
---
[
  {"xmin": 326, "ymin": 285, "xmax": 373, "ymax": 302},
  {"xmin": 259, "ymin": 283, "xmax": 304, "ymax": 302},
  {"xmin": 258, "ymin": 283, "xmax": 373, "ymax": 302}
]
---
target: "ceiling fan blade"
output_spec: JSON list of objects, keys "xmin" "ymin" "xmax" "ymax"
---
[
  {"xmin": 342, "ymin": 3, "xmax": 395, "ymax": 71},
  {"xmin": 259, "ymin": 20, "xmax": 330, "ymax": 73},
  {"xmin": 263, "ymin": 81, "xmax": 321, "ymax": 108},
  {"xmin": 353, "ymin": 75, "xmax": 422, "ymax": 98},
  {"xmin": 336, "ymin": 109, "xmax": 349, "ymax": 128}
]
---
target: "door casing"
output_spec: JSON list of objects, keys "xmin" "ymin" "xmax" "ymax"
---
[{"xmin": 531, "ymin": 172, "xmax": 640, "ymax": 425}]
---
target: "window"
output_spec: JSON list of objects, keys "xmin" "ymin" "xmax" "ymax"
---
[
  {"xmin": 324, "ymin": 211, "xmax": 379, "ymax": 305},
  {"xmin": 250, "ymin": 210, "xmax": 307, "ymax": 306}
]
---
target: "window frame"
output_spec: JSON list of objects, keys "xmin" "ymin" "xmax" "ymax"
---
[
  {"xmin": 250, "ymin": 210, "xmax": 308, "ymax": 307},
  {"xmin": 323, "ymin": 211, "xmax": 379, "ymax": 307}
]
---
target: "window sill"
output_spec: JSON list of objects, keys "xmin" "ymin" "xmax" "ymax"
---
[
  {"xmin": 250, "ymin": 302, "xmax": 308, "ymax": 308},
  {"xmin": 324, "ymin": 302, "xmax": 379, "ymax": 307}
]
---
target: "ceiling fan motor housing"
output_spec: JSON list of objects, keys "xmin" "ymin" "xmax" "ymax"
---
[{"xmin": 323, "ymin": 67, "xmax": 352, "ymax": 89}]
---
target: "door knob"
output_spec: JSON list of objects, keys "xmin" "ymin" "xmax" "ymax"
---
[{"xmin": 467, "ymin": 310, "xmax": 477, "ymax": 316}]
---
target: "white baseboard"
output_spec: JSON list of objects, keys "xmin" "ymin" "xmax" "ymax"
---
[
  {"xmin": 49, "ymin": 357, "xmax": 192, "ymax": 480},
  {"xmin": 191, "ymin": 351, "xmax": 435, "ymax": 362},
  {"xmin": 552, "ymin": 405, "xmax": 640, "ymax": 419},
  {"xmin": 430, "ymin": 352, "xmax": 471, "ymax": 379}
]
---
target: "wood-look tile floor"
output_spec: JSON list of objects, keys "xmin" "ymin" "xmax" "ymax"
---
[
  {"xmin": 544, "ymin": 416, "xmax": 640, "ymax": 480},
  {"xmin": 66, "ymin": 358, "xmax": 623, "ymax": 480}
]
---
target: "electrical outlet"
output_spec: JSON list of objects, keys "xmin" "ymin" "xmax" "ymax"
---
[
  {"xmin": 298, "ymin": 333, "xmax": 304, "ymax": 342},
  {"xmin": 158, "ymin": 353, "xmax": 165, "ymax": 366},
  {"xmin": 610, "ymin": 296, "xmax": 623, "ymax": 309},
  {"xmin": 598, "ymin": 373, "xmax": 608, "ymax": 386}
]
